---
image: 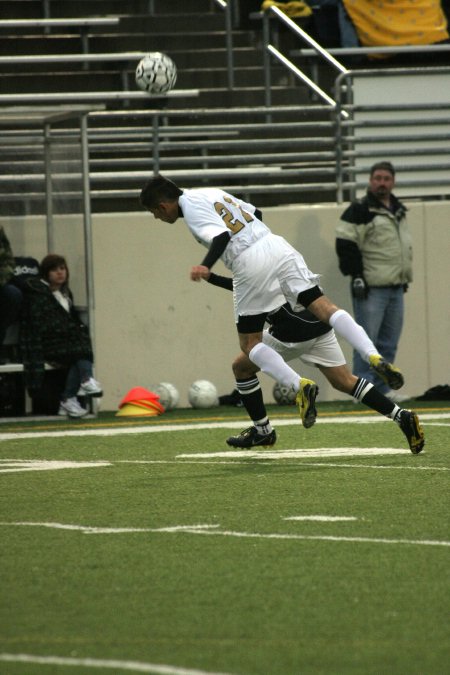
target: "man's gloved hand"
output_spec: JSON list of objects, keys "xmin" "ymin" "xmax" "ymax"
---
[{"xmin": 351, "ymin": 276, "xmax": 369, "ymax": 300}]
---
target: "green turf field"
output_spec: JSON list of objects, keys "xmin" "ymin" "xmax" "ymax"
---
[{"xmin": 0, "ymin": 401, "xmax": 449, "ymax": 675}]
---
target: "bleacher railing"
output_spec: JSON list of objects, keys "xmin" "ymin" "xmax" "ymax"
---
[{"xmin": 255, "ymin": 6, "xmax": 450, "ymax": 201}]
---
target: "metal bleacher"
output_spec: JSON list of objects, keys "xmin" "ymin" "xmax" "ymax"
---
[
  {"xmin": 0, "ymin": 0, "xmax": 449, "ymax": 216},
  {"xmin": 0, "ymin": 0, "xmax": 342, "ymax": 215}
]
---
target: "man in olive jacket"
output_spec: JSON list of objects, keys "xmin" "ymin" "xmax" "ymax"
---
[{"xmin": 335, "ymin": 162, "xmax": 412, "ymax": 397}]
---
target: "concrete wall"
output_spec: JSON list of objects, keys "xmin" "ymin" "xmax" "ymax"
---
[{"xmin": 3, "ymin": 200, "xmax": 449, "ymax": 410}]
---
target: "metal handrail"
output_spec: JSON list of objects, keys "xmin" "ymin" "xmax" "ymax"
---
[
  {"xmin": 261, "ymin": 6, "xmax": 348, "ymax": 116},
  {"xmin": 269, "ymin": 6, "xmax": 348, "ymax": 75},
  {"xmin": 212, "ymin": 0, "xmax": 234, "ymax": 89},
  {"xmin": 267, "ymin": 45, "xmax": 339, "ymax": 108}
]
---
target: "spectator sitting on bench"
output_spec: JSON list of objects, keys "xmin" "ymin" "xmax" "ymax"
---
[
  {"xmin": 0, "ymin": 226, "xmax": 23, "ymax": 363},
  {"xmin": 20, "ymin": 253, "xmax": 102, "ymax": 418}
]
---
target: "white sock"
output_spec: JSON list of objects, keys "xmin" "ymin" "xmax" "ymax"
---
[
  {"xmin": 329, "ymin": 309, "xmax": 378, "ymax": 362},
  {"xmin": 255, "ymin": 417, "xmax": 273, "ymax": 435},
  {"xmin": 249, "ymin": 342, "xmax": 300, "ymax": 391},
  {"xmin": 390, "ymin": 405, "xmax": 402, "ymax": 422}
]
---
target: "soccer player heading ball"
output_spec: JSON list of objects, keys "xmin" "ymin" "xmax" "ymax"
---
[{"xmin": 140, "ymin": 176, "xmax": 424, "ymax": 454}]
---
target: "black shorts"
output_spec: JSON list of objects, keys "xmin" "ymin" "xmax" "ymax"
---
[{"xmin": 237, "ymin": 312, "xmax": 268, "ymax": 334}]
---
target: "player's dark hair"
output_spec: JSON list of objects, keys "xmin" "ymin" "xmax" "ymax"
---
[
  {"xmin": 370, "ymin": 161, "xmax": 395, "ymax": 177},
  {"xmin": 140, "ymin": 175, "xmax": 183, "ymax": 209}
]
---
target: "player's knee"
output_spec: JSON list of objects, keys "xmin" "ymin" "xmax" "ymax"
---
[
  {"xmin": 308, "ymin": 295, "xmax": 339, "ymax": 323},
  {"xmin": 238, "ymin": 333, "xmax": 261, "ymax": 356}
]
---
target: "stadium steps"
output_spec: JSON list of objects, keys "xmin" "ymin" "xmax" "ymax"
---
[
  {"xmin": 0, "ymin": 0, "xmax": 198, "ymax": 19},
  {"xmin": 0, "ymin": 31, "xmax": 253, "ymax": 55},
  {"xmin": 0, "ymin": 1, "xmax": 338, "ymax": 213},
  {"xmin": 0, "ymin": 65, "xmax": 296, "ymax": 94}
]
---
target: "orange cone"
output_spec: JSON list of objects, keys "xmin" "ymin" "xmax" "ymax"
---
[{"xmin": 119, "ymin": 386, "xmax": 160, "ymax": 408}]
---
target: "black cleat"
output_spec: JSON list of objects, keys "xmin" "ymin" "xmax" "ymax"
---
[
  {"xmin": 296, "ymin": 378, "xmax": 319, "ymax": 429},
  {"xmin": 369, "ymin": 355, "xmax": 404, "ymax": 390},
  {"xmin": 399, "ymin": 410, "xmax": 425, "ymax": 454},
  {"xmin": 226, "ymin": 426, "xmax": 277, "ymax": 448}
]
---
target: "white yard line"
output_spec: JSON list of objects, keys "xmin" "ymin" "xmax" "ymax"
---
[
  {"xmin": 0, "ymin": 460, "xmax": 111, "ymax": 473},
  {"xmin": 1, "ymin": 520, "xmax": 448, "ymax": 547},
  {"xmin": 0, "ymin": 522, "xmax": 219, "ymax": 535},
  {"xmin": 284, "ymin": 515, "xmax": 358, "ymax": 522},
  {"xmin": 178, "ymin": 448, "xmax": 408, "ymax": 459},
  {"xmin": 0, "ymin": 653, "xmax": 232, "ymax": 675},
  {"xmin": 0, "ymin": 412, "xmax": 449, "ymax": 442},
  {"xmin": 1, "ymin": 457, "xmax": 447, "ymax": 475}
]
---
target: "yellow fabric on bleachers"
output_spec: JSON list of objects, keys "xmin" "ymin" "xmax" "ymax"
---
[
  {"xmin": 343, "ymin": 0, "xmax": 449, "ymax": 48},
  {"xmin": 261, "ymin": 1, "xmax": 312, "ymax": 18}
]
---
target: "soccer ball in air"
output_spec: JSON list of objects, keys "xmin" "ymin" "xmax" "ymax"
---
[
  {"xmin": 273, "ymin": 382, "xmax": 297, "ymax": 405},
  {"xmin": 153, "ymin": 382, "xmax": 179, "ymax": 411},
  {"xmin": 135, "ymin": 52, "xmax": 177, "ymax": 94},
  {"xmin": 188, "ymin": 380, "xmax": 219, "ymax": 409}
]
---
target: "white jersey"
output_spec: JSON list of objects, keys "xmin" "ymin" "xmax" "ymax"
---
[{"xmin": 179, "ymin": 187, "xmax": 271, "ymax": 269}]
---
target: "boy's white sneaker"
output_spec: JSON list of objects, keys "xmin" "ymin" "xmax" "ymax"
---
[
  {"xmin": 78, "ymin": 377, "xmax": 103, "ymax": 397},
  {"xmin": 59, "ymin": 397, "xmax": 88, "ymax": 418}
]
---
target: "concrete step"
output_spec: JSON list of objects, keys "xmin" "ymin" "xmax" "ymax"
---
[
  {"xmin": 50, "ymin": 0, "xmax": 208, "ymax": 17},
  {"xmin": 0, "ymin": 30, "xmax": 252, "ymax": 55},
  {"xmin": 0, "ymin": 0, "xmax": 205, "ymax": 19},
  {"xmin": 1, "ymin": 47, "xmax": 263, "ymax": 71},
  {"xmin": 109, "ymin": 13, "xmax": 227, "ymax": 33},
  {"xmin": 196, "ymin": 86, "xmax": 311, "ymax": 108},
  {"xmin": 0, "ymin": 64, "xmax": 298, "ymax": 93},
  {"xmin": 0, "ymin": 12, "xmax": 230, "ymax": 34}
]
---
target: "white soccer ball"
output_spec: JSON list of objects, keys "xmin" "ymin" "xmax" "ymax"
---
[
  {"xmin": 188, "ymin": 380, "xmax": 219, "ymax": 409},
  {"xmin": 273, "ymin": 382, "xmax": 297, "ymax": 405},
  {"xmin": 153, "ymin": 382, "xmax": 179, "ymax": 411},
  {"xmin": 135, "ymin": 52, "xmax": 177, "ymax": 94}
]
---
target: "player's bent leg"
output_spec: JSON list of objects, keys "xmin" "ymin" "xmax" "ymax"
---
[
  {"xmin": 249, "ymin": 341, "xmax": 315, "ymax": 393},
  {"xmin": 318, "ymin": 355, "xmax": 422, "ymax": 452},
  {"xmin": 311, "ymin": 305, "xmax": 404, "ymax": 390},
  {"xmin": 229, "ymin": 354, "xmax": 277, "ymax": 448}
]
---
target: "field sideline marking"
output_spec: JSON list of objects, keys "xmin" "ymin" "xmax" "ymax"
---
[
  {"xmin": 1, "ymin": 520, "xmax": 448, "ymax": 547},
  {"xmin": 2, "ymin": 458, "xmax": 447, "ymax": 474},
  {"xmin": 0, "ymin": 653, "xmax": 232, "ymax": 675},
  {"xmin": 0, "ymin": 411, "xmax": 449, "ymax": 442},
  {"xmin": 119, "ymin": 460, "xmax": 449, "ymax": 471}
]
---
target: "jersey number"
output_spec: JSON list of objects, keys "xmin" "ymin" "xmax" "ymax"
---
[{"xmin": 214, "ymin": 197, "xmax": 254, "ymax": 234}]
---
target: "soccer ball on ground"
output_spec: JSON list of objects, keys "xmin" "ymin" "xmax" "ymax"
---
[
  {"xmin": 135, "ymin": 52, "xmax": 177, "ymax": 94},
  {"xmin": 188, "ymin": 380, "xmax": 219, "ymax": 409},
  {"xmin": 273, "ymin": 382, "xmax": 297, "ymax": 405},
  {"xmin": 153, "ymin": 382, "xmax": 180, "ymax": 412}
]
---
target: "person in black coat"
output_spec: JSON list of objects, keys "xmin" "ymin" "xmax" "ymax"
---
[{"xmin": 20, "ymin": 254, "xmax": 102, "ymax": 417}]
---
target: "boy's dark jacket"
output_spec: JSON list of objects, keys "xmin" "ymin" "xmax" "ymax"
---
[{"xmin": 20, "ymin": 277, "xmax": 93, "ymax": 392}]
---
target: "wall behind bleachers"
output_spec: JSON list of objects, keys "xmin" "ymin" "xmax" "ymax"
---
[{"xmin": 2, "ymin": 200, "xmax": 449, "ymax": 410}]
